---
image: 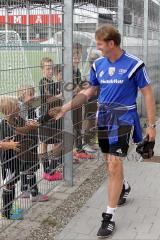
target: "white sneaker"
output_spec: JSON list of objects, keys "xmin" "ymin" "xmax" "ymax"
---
[{"xmin": 82, "ymin": 144, "xmax": 96, "ymax": 154}]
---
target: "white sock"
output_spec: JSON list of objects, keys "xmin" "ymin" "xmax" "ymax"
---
[
  {"xmin": 123, "ymin": 178, "xmax": 129, "ymax": 190},
  {"xmin": 106, "ymin": 206, "xmax": 117, "ymax": 221}
]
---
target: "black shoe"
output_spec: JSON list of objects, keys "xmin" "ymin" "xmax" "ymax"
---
[
  {"xmin": 118, "ymin": 184, "xmax": 131, "ymax": 206},
  {"xmin": 97, "ymin": 213, "xmax": 115, "ymax": 238}
]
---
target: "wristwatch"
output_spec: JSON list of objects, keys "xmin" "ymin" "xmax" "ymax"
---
[{"xmin": 147, "ymin": 123, "xmax": 156, "ymax": 128}]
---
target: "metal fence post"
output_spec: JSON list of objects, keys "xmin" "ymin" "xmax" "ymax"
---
[
  {"xmin": 48, "ymin": 0, "xmax": 52, "ymax": 40},
  {"xmin": 63, "ymin": 0, "xmax": 73, "ymax": 186},
  {"xmin": 142, "ymin": 0, "xmax": 149, "ymax": 116},
  {"xmin": 26, "ymin": 1, "xmax": 30, "ymax": 43},
  {"xmin": 5, "ymin": 5, "xmax": 8, "ymax": 44},
  {"xmin": 143, "ymin": 0, "xmax": 148, "ymax": 66},
  {"xmin": 118, "ymin": 0, "xmax": 124, "ymax": 47},
  {"xmin": 158, "ymin": 0, "xmax": 160, "ymax": 103}
]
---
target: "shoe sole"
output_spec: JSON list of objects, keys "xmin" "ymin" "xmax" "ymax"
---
[
  {"xmin": 10, "ymin": 218, "xmax": 24, "ymax": 220},
  {"xmin": 32, "ymin": 199, "xmax": 49, "ymax": 202},
  {"xmin": 47, "ymin": 178, "xmax": 63, "ymax": 181},
  {"xmin": 97, "ymin": 227, "xmax": 116, "ymax": 239},
  {"xmin": 117, "ymin": 200, "xmax": 127, "ymax": 207}
]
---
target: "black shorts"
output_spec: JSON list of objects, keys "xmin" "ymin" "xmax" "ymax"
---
[
  {"xmin": 98, "ymin": 125, "xmax": 132, "ymax": 157},
  {"xmin": 39, "ymin": 119, "xmax": 63, "ymax": 144}
]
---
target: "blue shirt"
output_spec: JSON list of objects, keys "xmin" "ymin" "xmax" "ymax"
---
[{"xmin": 89, "ymin": 51, "xmax": 151, "ymax": 143}]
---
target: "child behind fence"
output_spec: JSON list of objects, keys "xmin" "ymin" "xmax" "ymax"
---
[
  {"xmin": 17, "ymin": 85, "xmax": 49, "ymax": 202},
  {"xmin": 0, "ymin": 97, "xmax": 23, "ymax": 220}
]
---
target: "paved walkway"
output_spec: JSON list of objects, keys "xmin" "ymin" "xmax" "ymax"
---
[{"xmin": 55, "ymin": 124, "xmax": 160, "ymax": 240}]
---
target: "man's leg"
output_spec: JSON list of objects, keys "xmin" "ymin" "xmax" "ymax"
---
[
  {"xmin": 97, "ymin": 125, "xmax": 132, "ymax": 238},
  {"xmin": 107, "ymin": 154, "xmax": 131, "ymax": 207},
  {"xmin": 105, "ymin": 154, "xmax": 124, "ymax": 208},
  {"xmin": 97, "ymin": 154, "xmax": 123, "ymax": 238}
]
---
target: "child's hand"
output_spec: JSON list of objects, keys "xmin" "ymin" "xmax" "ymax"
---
[{"xmin": 0, "ymin": 141, "xmax": 20, "ymax": 151}]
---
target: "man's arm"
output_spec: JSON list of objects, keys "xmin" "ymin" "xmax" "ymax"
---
[
  {"xmin": 49, "ymin": 85, "xmax": 98, "ymax": 120},
  {"xmin": 140, "ymin": 84, "xmax": 156, "ymax": 140},
  {"xmin": 63, "ymin": 85, "xmax": 97, "ymax": 112}
]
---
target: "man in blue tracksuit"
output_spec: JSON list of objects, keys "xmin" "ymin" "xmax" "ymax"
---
[{"xmin": 52, "ymin": 25, "xmax": 156, "ymax": 238}]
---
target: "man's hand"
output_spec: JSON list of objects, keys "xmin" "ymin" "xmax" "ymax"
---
[
  {"xmin": 49, "ymin": 107, "xmax": 65, "ymax": 120},
  {"xmin": 73, "ymin": 86, "xmax": 81, "ymax": 96},
  {"xmin": 26, "ymin": 120, "xmax": 40, "ymax": 128},
  {"xmin": 48, "ymin": 86, "xmax": 97, "ymax": 120},
  {"xmin": 141, "ymin": 85, "xmax": 156, "ymax": 142},
  {"xmin": 0, "ymin": 141, "xmax": 20, "ymax": 152},
  {"xmin": 81, "ymin": 81, "xmax": 89, "ymax": 89},
  {"xmin": 145, "ymin": 127, "xmax": 156, "ymax": 141}
]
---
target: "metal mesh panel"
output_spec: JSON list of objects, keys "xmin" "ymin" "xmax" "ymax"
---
[
  {"xmin": 0, "ymin": 0, "xmax": 159, "ymax": 234},
  {"xmin": 0, "ymin": 0, "xmax": 64, "ymax": 232},
  {"xmin": 148, "ymin": 0, "xmax": 160, "ymax": 103}
]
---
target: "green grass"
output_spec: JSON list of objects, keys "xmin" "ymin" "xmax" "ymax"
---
[{"xmin": 0, "ymin": 49, "xmax": 61, "ymax": 95}]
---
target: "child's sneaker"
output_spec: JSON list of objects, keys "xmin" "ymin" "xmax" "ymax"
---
[
  {"xmin": 82, "ymin": 144, "xmax": 97, "ymax": 154},
  {"xmin": 73, "ymin": 150, "xmax": 96, "ymax": 159},
  {"xmin": 10, "ymin": 212, "xmax": 23, "ymax": 220},
  {"xmin": 92, "ymin": 143, "xmax": 99, "ymax": 150},
  {"xmin": 42, "ymin": 172, "xmax": 50, "ymax": 180},
  {"xmin": 46, "ymin": 170, "xmax": 63, "ymax": 181},
  {"xmin": 31, "ymin": 193, "xmax": 49, "ymax": 202},
  {"xmin": 10, "ymin": 204, "xmax": 24, "ymax": 220},
  {"xmin": 11, "ymin": 203, "xmax": 24, "ymax": 214}
]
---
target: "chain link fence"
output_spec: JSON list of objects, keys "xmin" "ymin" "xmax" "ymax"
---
[
  {"xmin": 0, "ymin": 0, "xmax": 64, "ymax": 232},
  {"xmin": 0, "ymin": 0, "xmax": 159, "ymax": 233}
]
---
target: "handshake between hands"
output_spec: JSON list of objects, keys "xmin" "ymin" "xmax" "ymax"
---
[{"xmin": 48, "ymin": 106, "xmax": 65, "ymax": 120}]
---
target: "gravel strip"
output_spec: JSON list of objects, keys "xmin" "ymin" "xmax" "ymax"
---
[{"xmin": 26, "ymin": 162, "xmax": 106, "ymax": 240}]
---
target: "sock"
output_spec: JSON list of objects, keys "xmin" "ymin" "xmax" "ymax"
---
[
  {"xmin": 123, "ymin": 178, "xmax": 129, "ymax": 190},
  {"xmin": 106, "ymin": 206, "xmax": 117, "ymax": 221}
]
